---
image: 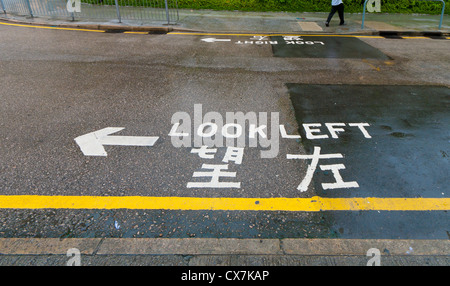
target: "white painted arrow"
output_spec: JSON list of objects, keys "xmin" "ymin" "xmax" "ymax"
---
[
  {"xmin": 201, "ymin": 38, "xmax": 231, "ymax": 43},
  {"xmin": 74, "ymin": 127, "xmax": 159, "ymax": 156}
]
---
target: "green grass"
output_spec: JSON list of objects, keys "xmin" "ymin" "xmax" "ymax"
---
[
  {"xmin": 176, "ymin": 0, "xmax": 448, "ymax": 14},
  {"xmin": 81, "ymin": 0, "xmax": 449, "ymax": 14}
]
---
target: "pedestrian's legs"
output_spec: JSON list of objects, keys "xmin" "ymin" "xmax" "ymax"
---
[
  {"xmin": 337, "ymin": 3, "xmax": 345, "ymax": 25},
  {"xmin": 325, "ymin": 5, "xmax": 338, "ymax": 26}
]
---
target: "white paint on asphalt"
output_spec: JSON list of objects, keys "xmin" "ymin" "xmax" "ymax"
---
[{"xmin": 74, "ymin": 127, "xmax": 159, "ymax": 156}]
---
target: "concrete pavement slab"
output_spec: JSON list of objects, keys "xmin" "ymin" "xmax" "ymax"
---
[{"xmin": 0, "ymin": 238, "xmax": 448, "ymax": 256}]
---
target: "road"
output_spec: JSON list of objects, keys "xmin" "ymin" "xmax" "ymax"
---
[{"xmin": 0, "ymin": 22, "xmax": 449, "ymax": 266}]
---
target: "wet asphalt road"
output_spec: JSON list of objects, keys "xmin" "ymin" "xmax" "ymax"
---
[{"xmin": 0, "ymin": 24, "xmax": 449, "ymax": 240}]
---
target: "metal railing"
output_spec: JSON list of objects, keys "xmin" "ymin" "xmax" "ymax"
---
[
  {"xmin": 0, "ymin": 0, "xmax": 179, "ymax": 24},
  {"xmin": 362, "ymin": 0, "xmax": 446, "ymax": 30}
]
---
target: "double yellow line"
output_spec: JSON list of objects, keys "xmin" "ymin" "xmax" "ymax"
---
[{"xmin": 0, "ymin": 195, "xmax": 448, "ymax": 211}]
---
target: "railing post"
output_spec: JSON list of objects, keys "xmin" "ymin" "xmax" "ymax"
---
[
  {"xmin": 164, "ymin": 0, "xmax": 170, "ymax": 25},
  {"xmin": 24, "ymin": 0, "xmax": 34, "ymax": 17},
  {"xmin": 362, "ymin": 0, "xmax": 369, "ymax": 29},
  {"xmin": 114, "ymin": 0, "xmax": 121, "ymax": 23},
  {"xmin": 439, "ymin": 0, "xmax": 445, "ymax": 30},
  {"xmin": 175, "ymin": 0, "xmax": 179, "ymax": 22}
]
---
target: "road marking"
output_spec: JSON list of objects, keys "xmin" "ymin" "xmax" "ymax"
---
[
  {"xmin": 169, "ymin": 32, "xmax": 384, "ymax": 39},
  {"xmin": 362, "ymin": 59, "xmax": 381, "ymax": 71},
  {"xmin": 1, "ymin": 21, "xmax": 445, "ymax": 40},
  {"xmin": 402, "ymin": 36, "xmax": 429, "ymax": 39},
  {"xmin": 124, "ymin": 31, "xmax": 149, "ymax": 34},
  {"xmin": 0, "ymin": 196, "xmax": 448, "ymax": 211},
  {"xmin": 170, "ymin": 32, "xmax": 450, "ymax": 40},
  {"xmin": 201, "ymin": 37, "xmax": 232, "ymax": 42},
  {"xmin": 0, "ymin": 21, "xmax": 105, "ymax": 32},
  {"xmin": 74, "ymin": 127, "xmax": 159, "ymax": 156}
]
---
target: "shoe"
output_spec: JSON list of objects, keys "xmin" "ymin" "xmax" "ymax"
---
[
  {"xmin": 325, "ymin": 22, "xmax": 329, "ymax": 27},
  {"xmin": 339, "ymin": 21, "xmax": 345, "ymax": 26}
]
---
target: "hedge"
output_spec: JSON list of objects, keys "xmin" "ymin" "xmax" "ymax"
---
[{"xmin": 176, "ymin": 0, "xmax": 449, "ymax": 14}]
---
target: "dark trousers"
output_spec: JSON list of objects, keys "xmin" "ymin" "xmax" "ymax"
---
[{"xmin": 326, "ymin": 3, "xmax": 344, "ymax": 24}]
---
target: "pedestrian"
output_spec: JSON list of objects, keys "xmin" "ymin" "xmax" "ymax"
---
[{"xmin": 325, "ymin": 0, "xmax": 345, "ymax": 27}]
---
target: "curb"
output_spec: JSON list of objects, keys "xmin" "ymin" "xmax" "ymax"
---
[
  {"xmin": 1, "ymin": 17, "xmax": 449, "ymax": 36},
  {"xmin": 0, "ymin": 17, "xmax": 175, "ymax": 33},
  {"xmin": 378, "ymin": 30, "xmax": 450, "ymax": 38},
  {"xmin": 0, "ymin": 238, "xmax": 448, "ymax": 256}
]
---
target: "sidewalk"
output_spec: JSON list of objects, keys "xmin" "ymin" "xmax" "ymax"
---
[
  {"xmin": 0, "ymin": 238, "xmax": 448, "ymax": 266},
  {"xmin": 175, "ymin": 10, "xmax": 449, "ymax": 35},
  {"xmin": 0, "ymin": 8, "xmax": 449, "ymax": 35}
]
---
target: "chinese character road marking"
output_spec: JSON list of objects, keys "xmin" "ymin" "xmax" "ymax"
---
[
  {"xmin": 222, "ymin": 147, "xmax": 244, "ymax": 165},
  {"xmin": 191, "ymin": 145, "xmax": 217, "ymax": 159},
  {"xmin": 287, "ymin": 146, "xmax": 359, "ymax": 192},
  {"xmin": 187, "ymin": 164, "xmax": 241, "ymax": 189}
]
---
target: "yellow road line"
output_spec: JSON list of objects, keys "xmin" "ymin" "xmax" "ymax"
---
[
  {"xmin": 0, "ymin": 195, "xmax": 448, "ymax": 211},
  {"xmin": 402, "ymin": 36, "xmax": 429, "ymax": 39},
  {"xmin": 168, "ymin": 32, "xmax": 383, "ymax": 39},
  {"xmin": 124, "ymin": 31, "xmax": 149, "ymax": 34},
  {"xmin": 362, "ymin": 59, "xmax": 381, "ymax": 71},
  {"xmin": 1, "ymin": 21, "xmax": 446, "ymax": 40},
  {"xmin": 169, "ymin": 32, "xmax": 278, "ymax": 36},
  {"xmin": 0, "ymin": 21, "xmax": 105, "ymax": 32}
]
